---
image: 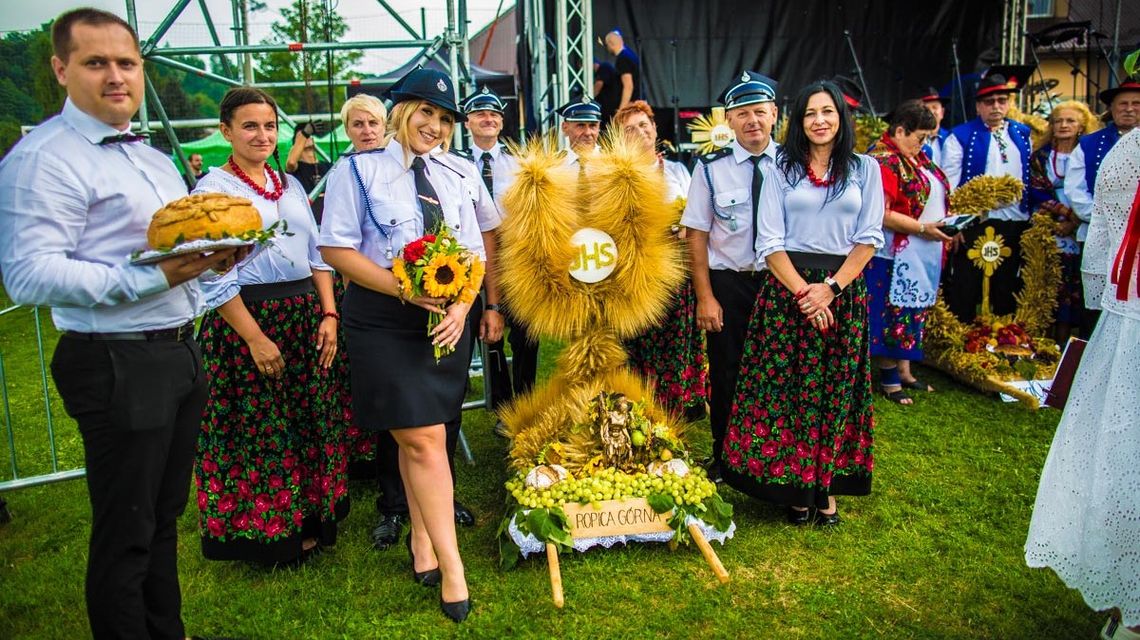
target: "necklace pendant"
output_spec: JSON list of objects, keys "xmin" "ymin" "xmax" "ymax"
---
[{"xmin": 386, "ymin": 247, "xmax": 393, "ymax": 260}]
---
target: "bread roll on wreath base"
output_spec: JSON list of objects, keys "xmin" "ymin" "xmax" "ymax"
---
[{"xmin": 147, "ymin": 193, "xmax": 263, "ymax": 250}]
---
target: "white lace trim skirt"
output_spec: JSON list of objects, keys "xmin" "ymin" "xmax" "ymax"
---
[{"xmin": 1025, "ymin": 310, "xmax": 1140, "ymax": 626}]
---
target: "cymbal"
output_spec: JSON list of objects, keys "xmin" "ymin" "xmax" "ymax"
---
[{"xmin": 1026, "ymin": 78, "xmax": 1060, "ymax": 93}]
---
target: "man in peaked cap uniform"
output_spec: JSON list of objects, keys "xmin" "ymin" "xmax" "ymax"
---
[
  {"xmin": 680, "ymin": 70, "xmax": 779, "ymax": 481},
  {"xmin": 919, "ymin": 86, "xmax": 952, "ymax": 166},
  {"xmin": 559, "ymin": 96, "xmax": 603, "ymax": 165},
  {"xmin": 1065, "ymin": 75, "xmax": 1140, "ymax": 335},
  {"xmin": 458, "ymin": 86, "xmax": 539, "ymax": 436},
  {"xmin": 940, "ymin": 70, "xmax": 1034, "ymax": 322}
]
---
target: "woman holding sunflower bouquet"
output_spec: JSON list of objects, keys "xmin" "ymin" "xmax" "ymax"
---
[{"xmin": 319, "ymin": 68, "xmax": 484, "ymax": 623}]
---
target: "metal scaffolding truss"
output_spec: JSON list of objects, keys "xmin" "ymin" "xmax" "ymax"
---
[
  {"xmin": 522, "ymin": 0, "xmax": 592, "ymax": 136},
  {"xmin": 125, "ymin": 0, "xmax": 474, "ymax": 186}
]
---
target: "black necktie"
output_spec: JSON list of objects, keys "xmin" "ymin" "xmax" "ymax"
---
[
  {"xmin": 480, "ymin": 152, "xmax": 494, "ymax": 194},
  {"xmin": 411, "ymin": 157, "xmax": 444, "ymax": 234},
  {"xmin": 749, "ymin": 155, "xmax": 764, "ymax": 253},
  {"xmin": 99, "ymin": 133, "xmax": 146, "ymax": 145}
]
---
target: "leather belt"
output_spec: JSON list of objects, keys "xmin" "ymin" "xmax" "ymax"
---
[{"xmin": 64, "ymin": 321, "xmax": 196, "ymax": 342}]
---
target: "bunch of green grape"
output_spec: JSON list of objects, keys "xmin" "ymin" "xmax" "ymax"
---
[{"xmin": 505, "ymin": 467, "xmax": 719, "ymax": 511}]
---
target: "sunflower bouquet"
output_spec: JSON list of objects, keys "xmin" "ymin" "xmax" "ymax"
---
[{"xmin": 392, "ymin": 225, "xmax": 484, "ymax": 361}]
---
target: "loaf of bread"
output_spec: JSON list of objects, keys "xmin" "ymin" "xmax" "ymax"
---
[{"xmin": 147, "ymin": 193, "xmax": 263, "ymax": 250}]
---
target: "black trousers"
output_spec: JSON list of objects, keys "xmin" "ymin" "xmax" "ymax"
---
[
  {"xmin": 942, "ymin": 219, "xmax": 1029, "ymax": 322},
  {"xmin": 472, "ymin": 297, "xmax": 540, "ymax": 412},
  {"xmin": 51, "ymin": 335, "xmax": 205, "ymax": 640},
  {"xmin": 705, "ymin": 269, "xmax": 763, "ymax": 465}
]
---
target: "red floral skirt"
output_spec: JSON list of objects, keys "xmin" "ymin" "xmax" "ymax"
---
[
  {"xmin": 722, "ymin": 269, "xmax": 874, "ymax": 508},
  {"xmin": 196, "ymin": 287, "xmax": 350, "ymax": 564},
  {"xmin": 624, "ymin": 279, "xmax": 709, "ymax": 416}
]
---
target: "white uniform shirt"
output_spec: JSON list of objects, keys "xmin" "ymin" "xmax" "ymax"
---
[
  {"xmin": 471, "ymin": 141, "xmax": 520, "ymax": 206},
  {"xmin": 319, "ymin": 138, "xmax": 486, "ymax": 267},
  {"xmin": 0, "ymin": 99, "xmax": 198, "ymax": 332},
  {"xmin": 661, "ymin": 158, "xmax": 691, "ymax": 203},
  {"xmin": 942, "ymin": 122, "xmax": 1026, "ymax": 221},
  {"xmin": 564, "ymin": 145, "xmax": 601, "ymax": 167},
  {"xmin": 193, "ymin": 170, "xmax": 330, "ymax": 309},
  {"xmin": 680, "ymin": 139, "xmax": 779, "ymax": 271},
  {"xmin": 431, "ymin": 148, "xmax": 503, "ymax": 232}
]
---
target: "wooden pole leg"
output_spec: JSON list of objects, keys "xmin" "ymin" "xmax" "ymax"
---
[
  {"xmin": 546, "ymin": 543, "xmax": 565, "ymax": 608},
  {"xmin": 687, "ymin": 523, "xmax": 730, "ymax": 584}
]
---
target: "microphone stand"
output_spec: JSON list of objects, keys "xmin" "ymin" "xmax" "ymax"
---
[
  {"xmin": 951, "ymin": 38, "xmax": 968, "ymax": 124},
  {"xmin": 670, "ymin": 38, "xmax": 680, "ymax": 155},
  {"xmin": 1024, "ymin": 33, "xmax": 1056, "ymax": 111},
  {"xmin": 843, "ymin": 30, "xmax": 876, "ymax": 115}
]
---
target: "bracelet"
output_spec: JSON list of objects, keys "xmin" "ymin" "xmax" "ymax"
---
[
  {"xmin": 321, "ymin": 311, "xmax": 339, "ymax": 321},
  {"xmin": 917, "ymin": 223, "xmax": 926, "ymax": 236},
  {"xmin": 395, "ymin": 279, "xmax": 407, "ymax": 304},
  {"xmin": 485, "ymin": 304, "xmax": 501, "ymax": 312}
]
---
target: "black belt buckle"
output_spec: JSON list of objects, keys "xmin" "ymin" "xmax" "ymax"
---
[{"xmin": 144, "ymin": 322, "xmax": 195, "ymax": 341}]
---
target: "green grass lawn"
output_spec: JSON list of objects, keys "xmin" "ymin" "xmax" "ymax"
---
[{"xmin": 0, "ymin": 299, "xmax": 1101, "ymax": 639}]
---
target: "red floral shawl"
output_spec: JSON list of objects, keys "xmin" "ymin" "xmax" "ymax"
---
[{"xmin": 868, "ymin": 131, "xmax": 951, "ymax": 255}]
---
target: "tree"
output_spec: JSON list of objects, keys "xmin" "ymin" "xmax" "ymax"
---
[{"xmin": 254, "ymin": 0, "xmax": 362, "ymax": 115}]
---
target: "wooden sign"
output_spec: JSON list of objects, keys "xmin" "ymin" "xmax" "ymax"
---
[{"xmin": 562, "ymin": 498, "xmax": 672, "ymax": 538}]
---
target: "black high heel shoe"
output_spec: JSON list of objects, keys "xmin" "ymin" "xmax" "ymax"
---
[
  {"xmin": 405, "ymin": 534, "xmax": 441, "ymax": 587},
  {"xmin": 814, "ymin": 508, "xmax": 841, "ymax": 527},
  {"xmin": 440, "ymin": 596, "xmax": 471, "ymax": 623},
  {"xmin": 786, "ymin": 506, "xmax": 811, "ymax": 525}
]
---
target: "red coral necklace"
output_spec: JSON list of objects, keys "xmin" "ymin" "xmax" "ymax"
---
[
  {"xmin": 228, "ymin": 156, "xmax": 284, "ymax": 201},
  {"xmin": 806, "ymin": 163, "xmax": 835, "ymax": 188}
]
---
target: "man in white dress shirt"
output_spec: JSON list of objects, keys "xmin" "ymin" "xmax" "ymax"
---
[
  {"xmin": 940, "ymin": 71, "xmax": 1033, "ymax": 321},
  {"xmin": 680, "ymin": 71, "xmax": 779, "ymax": 480},
  {"xmin": 461, "ymin": 87, "xmax": 541, "ymax": 431},
  {"xmin": 0, "ymin": 9, "xmax": 235, "ymax": 639}
]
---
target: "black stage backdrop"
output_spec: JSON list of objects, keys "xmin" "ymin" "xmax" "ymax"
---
[{"xmin": 523, "ymin": 0, "xmax": 1004, "ymax": 137}]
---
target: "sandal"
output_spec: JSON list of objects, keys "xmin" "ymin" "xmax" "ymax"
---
[
  {"xmin": 881, "ymin": 387, "xmax": 913, "ymax": 405},
  {"xmin": 901, "ymin": 378, "xmax": 934, "ymax": 392}
]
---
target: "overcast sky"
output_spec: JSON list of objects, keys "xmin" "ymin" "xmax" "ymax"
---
[{"xmin": 0, "ymin": 0, "xmax": 515, "ymax": 75}]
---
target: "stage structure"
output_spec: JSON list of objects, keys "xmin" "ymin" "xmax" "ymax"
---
[{"xmin": 126, "ymin": 0, "xmax": 477, "ymax": 187}]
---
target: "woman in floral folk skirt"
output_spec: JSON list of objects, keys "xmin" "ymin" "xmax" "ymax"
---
[
  {"xmin": 721, "ymin": 81, "xmax": 884, "ymax": 526},
  {"xmin": 194, "ymin": 87, "xmax": 349, "ymax": 564}
]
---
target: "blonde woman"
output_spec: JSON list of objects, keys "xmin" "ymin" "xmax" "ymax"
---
[
  {"xmin": 1028, "ymin": 100, "xmax": 1099, "ymax": 340},
  {"xmin": 340, "ymin": 93, "xmax": 387, "ymax": 153},
  {"xmin": 319, "ymin": 69, "xmax": 482, "ymax": 622}
]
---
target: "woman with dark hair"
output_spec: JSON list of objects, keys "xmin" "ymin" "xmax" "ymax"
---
[
  {"xmin": 721, "ymin": 81, "xmax": 884, "ymax": 526},
  {"xmin": 615, "ymin": 100, "xmax": 707, "ymax": 417},
  {"xmin": 319, "ymin": 69, "xmax": 482, "ymax": 622},
  {"xmin": 193, "ymin": 86, "xmax": 349, "ymax": 565},
  {"xmin": 866, "ymin": 100, "xmax": 953, "ymax": 405}
]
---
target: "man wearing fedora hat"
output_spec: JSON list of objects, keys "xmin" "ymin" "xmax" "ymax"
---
[
  {"xmin": 940, "ymin": 70, "xmax": 1034, "ymax": 322},
  {"xmin": 919, "ymin": 86, "xmax": 952, "ymax": 165},
  {"xmin": 680, "ymin": 70, "xmax": 779, "ymax": 481},
  {"xmin": 1064, "ymin": 75, "xmax": 1140, "ymax": 335}
]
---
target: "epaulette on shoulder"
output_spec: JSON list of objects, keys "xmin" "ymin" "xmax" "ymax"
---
[
  {"xmin": 698, "ymin": 147, "xmax": 732, "ymax": 164},
  {"xmin": 345, "ymin": 147, "xmax": 385, "ymax": 157},
  {"xmin": 449, "ymin": 147, "xmax": 474, "ymax": 161},
  {"xmin": 430, "ymin": 156, "xmax": 466, "ymax": 178}
]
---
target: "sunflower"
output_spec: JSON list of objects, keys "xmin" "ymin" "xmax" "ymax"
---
[
  {"xmin": 423, "ymin": 253, "xmax": 467, "ymax": 299},
  {"xmin": 391, "ymin": 257, "xmax": 414, "ymax": 295},
  {"xmin": 457, "ymin": 254, "xmax": 485, "ymax": 304}
]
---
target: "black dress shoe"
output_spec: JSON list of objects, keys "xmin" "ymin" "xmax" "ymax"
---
[
  {"xmin": 703, "ymin": 458, "xmax": 723, "ymax": 484},
  {"xmin": 814, "ymin": 509, "xmax": 841, "ymax": 527},
  {"xmin": 454, "ymin": 502, "xmax": 475, "ymax": 527},
  {"xmin": 370, "ymin": 513, "xmax": 407, "ymax": 551},
  {"xmin": 440, "ymin": 597, "xmax": 471, "ymax": 622},
  {"xmin": 405, "ymin": 535, "xmax": 442, "ymax": 587},
  {"xmin": 786, "ymin": 506, "xmax": 811, "ymax": 525}
]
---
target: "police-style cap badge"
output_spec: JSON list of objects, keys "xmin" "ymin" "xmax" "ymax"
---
[
  {"xmin": 461, "ymin": 85, "xmax": 507, "ymax": 115},
  {"xmin": 557, "ymin": 96, "xmax": 603, "ymax": 123},
  {"xmin": 718, "ymin": 71, "xmax": 778, "ymax": 110},
  {"xmin": 387, "ymin": 66, "xmax": 467, "ymax": 121}
]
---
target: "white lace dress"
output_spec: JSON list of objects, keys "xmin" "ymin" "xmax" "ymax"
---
[{"xmin": 1025, "ymin": 128, "xmax": 1140, "ymax": 626}]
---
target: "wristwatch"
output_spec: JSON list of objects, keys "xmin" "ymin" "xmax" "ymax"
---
[
  {"xmin": 824, "ymin": 277, "xmax": 843, "ymax": 296},
  {"xmin": 485, "ymin": 304, "xmax": 501, "ymax": 312},
  {"xmin": 918, "ymin": 222, "xmax": 927, "ymax": 236}
]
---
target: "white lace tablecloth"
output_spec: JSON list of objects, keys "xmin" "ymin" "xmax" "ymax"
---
[{"xmin": 508, "ymin": 514, "xmax": 735, "ymax": 557}]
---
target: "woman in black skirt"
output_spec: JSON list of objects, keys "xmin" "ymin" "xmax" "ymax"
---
[
  {"xmin": 721, "ymin": 81, "xmax": 885, "ymax": 526},
  {"xmin": 319, "ymin": 69, "xmax": 482, "ymax": 623}
]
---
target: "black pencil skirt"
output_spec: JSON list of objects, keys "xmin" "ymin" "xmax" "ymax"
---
[{"xmin": 342, "ymin": 282, "xmax": 470, "ymax": 430}]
